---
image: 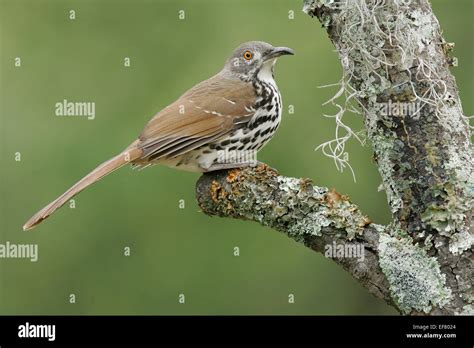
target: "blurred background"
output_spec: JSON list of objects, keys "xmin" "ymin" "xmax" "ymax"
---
[{"xmin": 0, "ymin": 0, "xmax": 472, "ymax": 315}]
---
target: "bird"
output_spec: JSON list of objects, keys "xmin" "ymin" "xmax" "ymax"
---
[{"xmin": 23, "ymin": 41, "xmax": 294, "ymax": 231}]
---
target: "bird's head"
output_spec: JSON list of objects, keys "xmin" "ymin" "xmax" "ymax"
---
[{"xmin": 223, "ymin": 41, "xmax": 294, "ymax": 82}]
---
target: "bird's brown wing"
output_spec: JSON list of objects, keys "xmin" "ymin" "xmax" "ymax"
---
[{"xmin": 136, "ymin": 73, "xmax": 256, "ymax": 161}]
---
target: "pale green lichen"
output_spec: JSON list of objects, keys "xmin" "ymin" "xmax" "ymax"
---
[
  {"xmin": 277, "ymin": 176, "xmax": 306, "ymax": 194},
  {"xmin": 456, "ymin": 304, "xmax": 474, "ymax": 316},
  {"xmin": 328, "ymin": 198, "xmax": 368, "ymax": 240},
  {"xmin": 421, "ymin": 178, "xmax": 473, "ymax": 254},
  {"xmin": 272, "ymin": 176, "xmax": 369, "ymax": 241},
  {"xmin": 378, "ymin": 230, "xmax": 452, "ymax": 314},
  {"xmin": 448, "ymin": 231, "xmax": 473, "ymax": 255},
  {"xmin": 302, "ymin": 0, "xmax": 336, "ymax": 16},
  {"xmin": 287, "ymin": 211, "xmax": 331, "ymax": 239},
  {"xmin": 371, "ymin": 131, "xmax": 405, "ymax": 217}
]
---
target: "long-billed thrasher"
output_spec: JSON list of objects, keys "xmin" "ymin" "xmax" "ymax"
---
[{"xmin": 23, "ymin": 41, "xmax": 294, "ymax": 230}]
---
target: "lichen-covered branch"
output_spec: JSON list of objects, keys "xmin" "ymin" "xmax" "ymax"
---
[
  {"xmin": 196, "ymin": 164, "xmax": 394, "ymax": 306},
  {"xmin": 195, "ymin": 0, "xmax": 473, "ymax": 315},
  {"xmin": 197, "ymin": 165, "xmax": 456, "ymax": 314},
  {"xmin": 302, "ymin": 0, "xmax": 472, "ymax": 315}
]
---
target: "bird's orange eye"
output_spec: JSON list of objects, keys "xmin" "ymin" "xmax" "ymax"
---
[{"xmin": 243, "ymin": 51, "xmax": 253, "ymax": 60}]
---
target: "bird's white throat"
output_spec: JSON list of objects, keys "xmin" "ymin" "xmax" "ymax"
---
[{"xmin": 257, "ymin": 58, "xmax": 277, "ymax": 85}]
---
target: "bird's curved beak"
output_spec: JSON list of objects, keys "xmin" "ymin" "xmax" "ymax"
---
[{"xmin": 265, "ymin": 46, "xmax": 295, "ymax": 60}]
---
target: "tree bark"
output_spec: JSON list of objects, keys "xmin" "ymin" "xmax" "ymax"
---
[{"xmin": 196, "ymin": 0, "xmax": 473, "ymax": 315}]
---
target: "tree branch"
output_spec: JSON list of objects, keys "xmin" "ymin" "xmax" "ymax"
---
[
  {"xmin": 303, "ymin": 0, "xmax": 473, "ymax": 315},
  {"xmin": 196, "ymin": 0, "xmax": 473, "ymax": 315},
  {"xmin": 196, "ymin": 165, "xmax": 394, "ymax": 306}
]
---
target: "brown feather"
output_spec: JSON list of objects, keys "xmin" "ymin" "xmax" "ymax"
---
[
  {"xmin": 136, "ymin": 73, "xmax": 256, "ymax": 162},
  {"xmin": 23, "ymin": 145, "xmax": 143, "ymax": 231}
]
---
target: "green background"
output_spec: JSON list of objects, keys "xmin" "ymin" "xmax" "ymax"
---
[{"xmin": 0, "ymin": 0, "xmax": 472, "ymax": 315}]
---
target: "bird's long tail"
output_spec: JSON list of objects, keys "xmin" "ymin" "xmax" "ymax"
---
[{"xmin": 23, "ymin": 145, "xmax": 143, "ymax": 231}]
